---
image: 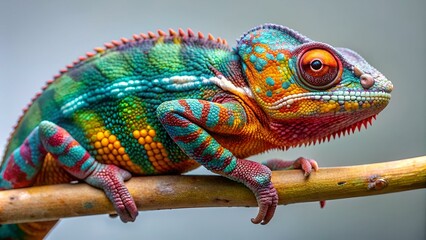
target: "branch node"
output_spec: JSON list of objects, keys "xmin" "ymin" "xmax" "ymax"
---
[{"xmin": 367, "ymin": 175, "xmax": 388, "ymax": 190}]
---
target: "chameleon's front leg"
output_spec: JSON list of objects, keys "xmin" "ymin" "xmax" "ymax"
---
[{"xmin": 157, "ymin": 99, "xmax": 278, "ymax": 224}]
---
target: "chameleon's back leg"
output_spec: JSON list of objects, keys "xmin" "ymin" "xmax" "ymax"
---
[
  {"xmin": 0, "ymin": 121, "xmax": 138, "ymax": 239},
  {"xmin": 0, "ymin": 136, "xmax": 72, "ymax": 239},
  {"xmin": 0, "ymin": 125, "xmax": 48, "ymax": 190}
]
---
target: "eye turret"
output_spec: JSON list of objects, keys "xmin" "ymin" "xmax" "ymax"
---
[{"xmin": 297, "ymin": 48, "xmax": 342, "ymax": 90}]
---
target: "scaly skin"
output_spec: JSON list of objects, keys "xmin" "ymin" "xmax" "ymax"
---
[{"xmin": 0, "ymin": 24, "xmax": 392, "ymax": 239}]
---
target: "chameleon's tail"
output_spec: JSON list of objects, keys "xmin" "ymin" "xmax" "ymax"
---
[
  {"xmin": 0, "ymin": 221, "xmax": 58, "ymax": 240},
  {"xmin": 0, "ymin": 153, "xmax": 74, "ymax": 240}
]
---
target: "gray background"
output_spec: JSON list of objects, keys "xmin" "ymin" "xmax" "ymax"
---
[{"xmin": 0, "ymin": 0, "xmax": 425, "ymax": 239}]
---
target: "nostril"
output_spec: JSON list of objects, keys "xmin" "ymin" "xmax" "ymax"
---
[
  {"xmin": 360, "ymin": 74, "xmax": 374, "ymax": 89},
  {"xmin": 386, "ymin": 81, "xmax": 394, "ymax": 93}
]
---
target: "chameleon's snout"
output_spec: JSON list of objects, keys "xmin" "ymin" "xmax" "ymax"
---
[
  {"xmin": 338, "ymin": 48, "xmax": 393, "ymax": 94},
  {"xmin": 353, "ymin": 66, "xmax": 393, "ymax": 93},
  {"xmin": 384, "ymin": 79, "xmax": 393, "ymax": 93}
]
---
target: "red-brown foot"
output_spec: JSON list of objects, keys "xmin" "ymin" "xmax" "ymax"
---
[
  {"xmin": 251, "ymin": 182, "xmax": 278, "ymax": 225},
  {"xmin": 264, "ymin": 157, "xmax": 326, "ymax": 208},
  {"xmin": 264, "ymin": 157, "xmax": 319, "ymax": 176},
  {"xmin": 85, "ymin": 164, "xmax": 138, "ymax": 222},
  {"xmin": 229, "ymin": 160, "xmax": 279, "ymax": 225}
]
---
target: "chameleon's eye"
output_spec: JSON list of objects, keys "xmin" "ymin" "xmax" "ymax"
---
[{"xmin": 297, "ymin": 48, "xmax": 342, "ymax": 90}]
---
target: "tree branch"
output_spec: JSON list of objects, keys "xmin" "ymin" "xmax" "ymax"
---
[{"xmin": 0, "ymin": 156, "xmax": 425, "ymax": 224}]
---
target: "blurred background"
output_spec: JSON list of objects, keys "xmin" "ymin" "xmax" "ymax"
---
[{"xmin": 0, "ymin": 0, "xmax": 424, "ymax": 239}]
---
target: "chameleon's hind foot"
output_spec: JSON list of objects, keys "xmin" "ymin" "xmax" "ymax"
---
[
  {"xmin": 38, "ymin": 121, "xmax": 138, "ymax": 222},
  {"xmin": 85, "ymin": 164, "xmax": 138, "ymax": 223}
]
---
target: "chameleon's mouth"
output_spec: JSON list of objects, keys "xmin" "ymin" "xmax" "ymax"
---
[{"xmin": 267, "ymin": 90, "xmax": 391, "ymax": 111}]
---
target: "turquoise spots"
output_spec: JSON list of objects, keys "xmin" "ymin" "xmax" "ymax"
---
[
  {"xmin": 254, "ymin": 46, "xmax": 265, "ymax": 53},
  {"xmin": 282, "ymin": 81, "xmax": 290, "ymax": 89},
  {"xmin": 255, "ymin": 58, "xmax": 267, "ymax": 71},
  {"xmin": 266, "ymin": 77, "xmax": 275, "ymax": 86},
  {"xmin": 265, "ymin": 77, "xmax": 276, "ymax": 97},
  {"xmin": 249, "ymin": 54, "xmax": 268, "ymax": 72},
  {"xmin": 254, "ymin": 174, "xmax": 270, "ymax": 185},
  {"xmin": 266, "ymin": 53, "xmax": 274, "ymax": 60},
  {"xmin": 277, "ymin": 53, "xmax": 285, "ymax": 61},
  {"xmin": 239, "ymin": 43, "xmax": 252, "ymax": 54},
  {"xmin": 251, "ymin": 35, "xmax": 269, "ymax": 44}
]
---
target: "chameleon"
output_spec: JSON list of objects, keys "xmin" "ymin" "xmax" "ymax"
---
[{"xmin": 0, "ymin": 23, "xmax": 393, "ymax": 239}]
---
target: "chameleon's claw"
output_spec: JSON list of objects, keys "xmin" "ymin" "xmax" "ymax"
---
[
  {"xmin": 85, "ymin": 164, "xmax": 138, "ymax": 223},
  {"xmin": 251, "ymin": 183, "xmax": 278, "ymax": 225},
  {"xmin": 294, "ymin": 157, "xmax": 318, "ymax": 176}
]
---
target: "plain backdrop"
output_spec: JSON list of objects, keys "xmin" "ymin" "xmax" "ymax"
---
[{"xmin": 0, "ymin": 0, "xmax": 425, "ymax": 239}]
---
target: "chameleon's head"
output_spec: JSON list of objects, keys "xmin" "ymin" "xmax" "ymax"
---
[{"xmin": 237, "ymin": 24, "xmax": 393, "ymax": 145}]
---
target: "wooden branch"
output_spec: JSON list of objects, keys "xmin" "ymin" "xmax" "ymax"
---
[{"xmin": 0, "ymin": 156, "xmax": 425, "ymax": 224}]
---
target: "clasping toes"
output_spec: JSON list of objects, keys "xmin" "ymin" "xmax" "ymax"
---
[{"xmin": 251, "ymin": 183, "xmax": 278, "ymax": 225}]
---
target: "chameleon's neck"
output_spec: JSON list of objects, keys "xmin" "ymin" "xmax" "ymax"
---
[{"xmin": 210, "ymin": 50, "xmax": 247, "ymax": 87}]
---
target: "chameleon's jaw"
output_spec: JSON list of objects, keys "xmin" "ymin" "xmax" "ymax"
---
[{"xmin": 269, "ymin": 106, "xmax": 387, "ymax": 149}]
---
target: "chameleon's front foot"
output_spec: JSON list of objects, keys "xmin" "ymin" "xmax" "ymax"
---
[
  {"xmin": 264, "ymin": 157, "xmax": 319, "ymax": 176},
  {"xmin": 229, "ymin": 160, "xmax": 279, "ymax": 225},
  {"xmin": 85, "ymin": 164, "xmax": 138, "ymax": 222},
  {"xmin": 250, "ymin": 182, "xmax": 278, "ymax": 225},
  {"xmin": 263, "ymin": 157, "xmax": 325, "ymax": 208}
]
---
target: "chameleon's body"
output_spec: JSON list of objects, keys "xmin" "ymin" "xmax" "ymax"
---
[{"xmin": 0, "ymin": 24, "xmax": 392, "ymax": 239}]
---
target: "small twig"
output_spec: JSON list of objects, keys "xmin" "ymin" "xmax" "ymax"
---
[{"xmin": 0, "ymin": 156, "xmax": 425, "ymax": 224}]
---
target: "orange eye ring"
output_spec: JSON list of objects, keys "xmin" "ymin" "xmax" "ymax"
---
[{"xmin": 297, "ymin": 48, "xmax": 342, "ymax": 90}]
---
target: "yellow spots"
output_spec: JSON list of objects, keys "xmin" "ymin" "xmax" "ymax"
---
[
  {"xmin": 344, "ymin": 102, "xmax": 359, "ymax": 111},
  {"xmin": 362, "ymin": 101, "xmax": 371, "ymax": 108},
  {"xmin": 296, "ymin": 100, "xmax": 318, "ymax": 115},
  {"xmin": 90, "ymin": 127, "xmax": 199, "ymax": 175},
  {"xmin": 321, "ymin": 101, "xmax": 340, "ymax": 113},
  {"xmin": 91, "ymin": 130, "xmax": 143, "ymax": 174},
  {"xmin": 133, "ymin": 126, "xmax": 174, "ymax": 173},
  {"xmin": 96, "ymin": 132, "xmax": 105, "ymax": 141}
]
